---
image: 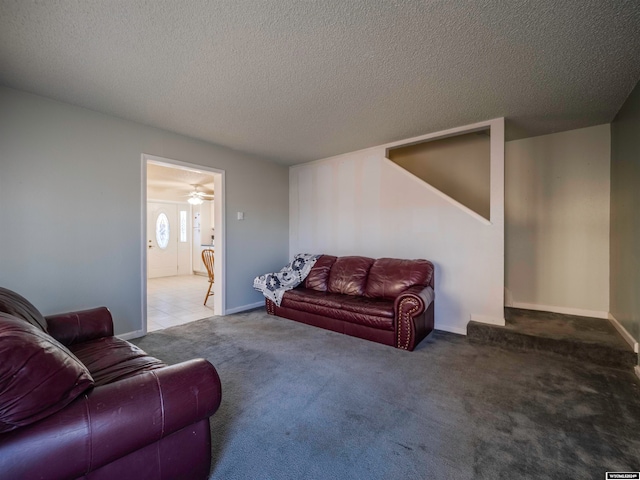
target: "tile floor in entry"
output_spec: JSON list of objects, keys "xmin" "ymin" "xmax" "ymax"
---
[{"xmin": 147, "ymin": 274, "xmax": 215, "ymax": 332}]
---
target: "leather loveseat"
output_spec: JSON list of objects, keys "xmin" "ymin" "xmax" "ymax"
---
[
  {"xmin": 265, "ymin": 255, "xmax": 435, "ymax": 351},
  {"xmin": 0, "ymin": 287, "xmax": 222, "ymax": 480}
]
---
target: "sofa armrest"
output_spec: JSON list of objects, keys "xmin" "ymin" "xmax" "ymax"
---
[
  {"xmin": 394, "ymin": 285, "xmax": 435, "ymax": 350},
  {"xmin": 0, "ymin": 358, "xmax": 222, "ymax": 480},
  {"xmin": 46, "ymin": 307, "xmax": 114, "ymax": 345}
]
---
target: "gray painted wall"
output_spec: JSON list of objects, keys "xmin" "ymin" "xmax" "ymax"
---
[
  {"xmin": 505, "ymin": 125, "xmax": 611, "ymax": 315},
  {"xmin": 610, "ymin": 80, "xmax": 640, "ymax": 344},
  {"xmin": 0, "ymin": 87, "xmax": 289, "ymax": 335}
]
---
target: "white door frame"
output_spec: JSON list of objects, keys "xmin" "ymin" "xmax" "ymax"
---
[{"xmin": 141, "ymin": 154, "xmax": 226, "ymax": 334}]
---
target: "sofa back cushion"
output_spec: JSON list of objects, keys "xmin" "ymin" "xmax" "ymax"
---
[
  {"xmin": 304, "ymin": 255, "xmax": 338, "ymax": 292},
  {"xmin": 364, "ymin": 258, "xmax": 434, "ymax": 300},
  {"xmin": 0, "ymin": 313, "xmax": 94, "ymax": 433},
  {"xmin": 0, "ymin": 287, "xmax": 47, "ymax": 332},
  {"xmin": 327, "ymin": 256, "xmax": 375, "ymax": 296}
]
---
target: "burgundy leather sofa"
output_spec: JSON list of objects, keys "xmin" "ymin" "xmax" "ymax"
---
[
  {"xmin": 265, "ymin": 255, "xmax": 435, "ymax": 351},
  {"xmin": 0, "ymin": 287, "xmax": 222, "ymax": 480}
]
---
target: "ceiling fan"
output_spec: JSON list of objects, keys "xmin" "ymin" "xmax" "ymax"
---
[{"xmin": 186, "ymin": 185, "xmax": 214, "ymax": 205}]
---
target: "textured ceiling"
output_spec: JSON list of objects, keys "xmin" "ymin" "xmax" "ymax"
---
[
  {"xmin": 1, "ymin": 1, "xmax": 639, "ymax": 165},
  {"xmin": 147, "ymin": 163, "xmax": 215, "ymax": 202}
]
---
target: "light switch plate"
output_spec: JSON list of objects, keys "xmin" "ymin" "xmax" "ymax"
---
[{"xmin": 237, "ymin": 211, "xmax": 244, "ymax": 220}]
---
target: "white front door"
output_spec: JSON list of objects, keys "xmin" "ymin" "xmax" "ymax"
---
[{"xmin": 147, "ymin": 202, "xmax": 179, "ymax": 278}]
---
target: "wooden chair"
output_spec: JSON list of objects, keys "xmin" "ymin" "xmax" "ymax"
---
[{"xmin": 202, "ymin": 249, "xmax": 215, "ymax": 306}]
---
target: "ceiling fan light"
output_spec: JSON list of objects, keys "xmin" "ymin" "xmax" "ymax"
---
[{"xmin": 188, "ymin": 196, "xmax": 203, "ymax": 205}]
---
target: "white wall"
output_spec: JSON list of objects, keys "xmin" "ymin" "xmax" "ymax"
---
[
  {"xmin": 290, "ymin": 120, "xmax": 505, "ymax": 335},
  {"xmin": 0, "ymin": 87, "xmax": 289, "ymax": 335},
  {"xmin": 505, "ymin": 124, "xmax": 610, "ymax": 316}
]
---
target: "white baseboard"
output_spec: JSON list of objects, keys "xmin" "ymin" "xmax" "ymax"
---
[
  {"xmin": 225, "ymin": 301, "xmax": 264, "ymax": 315},
  {"xmin": 510, "ymin": 302, "xmax": 608, "ymax": 320},
  {"xmin": 635, "ymin": 365, "xmax": 640, "ymax": 381},
  {"xmin": 608, "ymin": 313, "xmax": 639, "ymax": 354},
  {"xmin": 435, "ymin": 323, "xmax": 468, "ymax": 335},
  {"xmin": 117, "ymin": 329, "xmax": 145, "ymax": 340},
  {"xmin": 470, "ymin": 314, "xmax": 505, "ymax": 326}
]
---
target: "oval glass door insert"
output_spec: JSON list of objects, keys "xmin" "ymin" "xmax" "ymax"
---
[{"xmin": 156, "ymin": 213, "xmax": 170, "ymax": 249}]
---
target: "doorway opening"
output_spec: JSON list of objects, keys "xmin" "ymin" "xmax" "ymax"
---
[{"xmin": 142, "ymin": 154, "xmax": 225, "ymax": 334}]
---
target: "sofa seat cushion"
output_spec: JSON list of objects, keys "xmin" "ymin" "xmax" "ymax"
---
[
  {"xmin": 283, "ymin": 288, "xmax": 344, "ymax": 309},
  {"xmin": 70, "ymin": 337, "xmax": 166, "ymax": 387},
  {"xmin": 338, "ymin": 295, "xmax": 395, "ymax": 320},
  {"xmin": 282, "ymin": 289, "xmax": 394, "ymax": 330},
  {"xmin": 0, "ymin": 313, "xmax": 94, "ymax": 433}
]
